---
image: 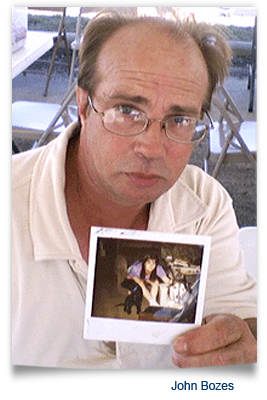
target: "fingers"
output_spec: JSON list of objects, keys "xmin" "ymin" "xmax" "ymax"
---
[
  {"xmin": 172, "ymin": 339, "xmax": 257, "ymax": 368},
  {"xmin": 172, "ymin": 348, "xmax": 226, "ymax": 368},
  {"xmin": 172, "ymin": 314, "xmax": 257, "ymax": 368},
  {"xmin": 173, "ymin": 314, "xmax": 243, "ymax": 355}
]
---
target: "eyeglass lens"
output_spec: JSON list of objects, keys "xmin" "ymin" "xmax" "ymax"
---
[{"xmin": 102, "ymin": 108, "xmax": 207, "ymax": 143}]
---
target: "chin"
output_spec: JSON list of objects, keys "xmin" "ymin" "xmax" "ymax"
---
[{"xmin": 118, "ymin": 185, "xmax": 171, "ymax": 207}]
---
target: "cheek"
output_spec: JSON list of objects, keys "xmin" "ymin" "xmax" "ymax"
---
[
  {"xmin": 88, "ymin": 120, "xmax": 124, "ymax": 165},
  {"xmin": 97, "ymin": 136, "xmax": 130, "ymax": 168},
  {"xmin": 166, "ymin": 144, "xmax": 194, "ymax": 177}
]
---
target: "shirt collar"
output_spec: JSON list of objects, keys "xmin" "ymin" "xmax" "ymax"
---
[
  {"xmin": 30, "ymin": 122, "xmax": 83, "ymax": 262},
  {"xmin": 148, "ymin": 168, "xmax": 208, "ymax": 233},
  {"xmin": 30, "ymin": 124, "xmax": 208, "ymax": 262}
]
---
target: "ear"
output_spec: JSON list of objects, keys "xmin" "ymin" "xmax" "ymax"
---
[{"xmin": 76, "ymin": 86, "xmax": 89, "ymax": 125}]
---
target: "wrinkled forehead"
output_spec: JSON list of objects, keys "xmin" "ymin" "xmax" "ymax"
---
[
  {"xmin": 96, "ymin": 21, "xmax": 209, "ymax": 103},
  {"xmin": 99, "ymin": 20, "xmax": 205, "ymax": 66}
]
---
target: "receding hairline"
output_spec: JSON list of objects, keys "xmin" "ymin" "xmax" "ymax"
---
[
  {"xmin": 99, "ymin": 17, "xmax": 204, "ymax": 55},
  {"xmin": 78, "ymin": 12, "xmax": 232, "ymax": 112},
  {"xmin": 95, "ymin": 19, "xmax": 209, "ymax": 107}
]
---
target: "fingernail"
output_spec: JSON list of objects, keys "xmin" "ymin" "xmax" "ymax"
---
[{"xmin": 174, "ymin": 339, "xmax": 188, "ymax": 353}]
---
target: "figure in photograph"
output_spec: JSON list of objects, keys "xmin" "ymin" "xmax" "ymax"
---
[{"xmin": 127, "ymin": 254, "xmax": 171, "ymax": 306}]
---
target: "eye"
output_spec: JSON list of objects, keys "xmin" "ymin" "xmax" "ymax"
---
[
  {"xmin": 172, "ymin": 116, "xmax": 192, "ymax": 126},
  {"xmin": 117, "ymin": 105, "xmax": 142, "ymax": 118}
]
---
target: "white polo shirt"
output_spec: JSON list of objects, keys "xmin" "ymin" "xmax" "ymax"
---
[{"xmin": 12, "ymin": 123, "xmax": 256, "ymax": 368}]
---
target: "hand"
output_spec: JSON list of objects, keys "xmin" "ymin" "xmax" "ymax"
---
[{"xmin": 172, "ymin": 314, "xmax": 257, "ymax": 368}]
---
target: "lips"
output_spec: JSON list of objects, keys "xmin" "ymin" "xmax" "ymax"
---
[{"xmin": 125, "ymin": 172, "xmax": 163, "ymax": 188}]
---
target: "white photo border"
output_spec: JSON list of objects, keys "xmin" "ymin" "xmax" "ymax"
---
[{"xmin": 84, "ymin": 227, "xmax": 211, "ymax": 345}]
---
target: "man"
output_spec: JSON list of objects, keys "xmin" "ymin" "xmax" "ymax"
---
[{"xmin": 12, "ymin": 11, "xmax": 256, "ymax": 368}]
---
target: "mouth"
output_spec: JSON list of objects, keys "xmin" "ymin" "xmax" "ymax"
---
[{"xmin": 125, "ymin": 172, "xmax": 164, "ymax": 188}]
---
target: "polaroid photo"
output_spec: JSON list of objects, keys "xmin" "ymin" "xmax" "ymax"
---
[{"xmin": 84, "ymin": 227, "xmax": 211, "ymax": 345}]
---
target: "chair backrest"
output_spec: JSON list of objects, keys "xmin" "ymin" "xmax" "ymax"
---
[
  {"xmin": 212, "ymin": 86, "xmax": 244, "ymax": 135},
  {"xmin": 239, "ymin": 226, "xmax": 257, "ymax": 281},
  {"xmin": 211, "ymin": 86, "xmax": 256, "ymax": 157}
]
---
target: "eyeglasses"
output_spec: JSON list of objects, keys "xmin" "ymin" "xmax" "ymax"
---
[{"xmin": 88, "ymin": 96, "xmax": 213, "ymax": 144}]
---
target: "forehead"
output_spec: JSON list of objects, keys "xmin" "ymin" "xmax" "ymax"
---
[{"xmin": 96, "ymin": 22, "xmax": 209, "ymax": 110}]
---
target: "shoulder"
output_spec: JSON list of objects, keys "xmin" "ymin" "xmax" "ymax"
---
[
  {"xmin": 175, "ymin": 165, "xmax": 233, "ymax": 209},
  {"xmin": 128, "ymin": 260, "xmax": 142, "ymax": 275},
  {"xmin": 180, "ymin": 165, "xmax": 231, "ymax": 198},
  {"xmin": 12, "ymin": 122, "xmax": 77, "ymax": 191},
  {"xmin": 167, "ymin": 165, "xmax": 237, "ymax": 235}
]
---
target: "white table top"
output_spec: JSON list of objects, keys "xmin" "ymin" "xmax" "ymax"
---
[{"xmin": 12, "ymin": 31, "xmax": 55, "ymax": 79}]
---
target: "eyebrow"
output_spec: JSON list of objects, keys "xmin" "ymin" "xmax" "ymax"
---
[
  {"xmin": 108, "ymin": 93, "xmax": 149, "ymax": 106},
  {"xmin": 107, "ymin": 92, "xmax": 200, "ymax": 117},
  {"xmin": 168, "ymin": 105, "xmax": 200, "ymax": 117}
]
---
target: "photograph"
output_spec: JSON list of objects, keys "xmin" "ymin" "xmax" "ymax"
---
[{"xmin": 84, "ymin": 227, "xmax": 211, "ymax": 344}]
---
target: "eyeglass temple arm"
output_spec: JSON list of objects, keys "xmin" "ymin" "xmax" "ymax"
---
[{"xmin": 205, "ymin": 110, "xmax": 214, "ymax": 130}]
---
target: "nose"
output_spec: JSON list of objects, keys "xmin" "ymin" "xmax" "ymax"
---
[{"xmin": 133, "ymin": 120, "xmax": 167, "ymax": 159}]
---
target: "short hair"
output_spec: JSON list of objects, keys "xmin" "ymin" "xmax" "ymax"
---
[{"xmin": 78, "ymin": 10, "xmax": 232, "ymax": 111}]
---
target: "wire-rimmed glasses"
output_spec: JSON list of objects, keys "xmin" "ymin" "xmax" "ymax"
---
[{"xmin": 88, "ymin": 95, "xmax": 213, "ymax": 144}]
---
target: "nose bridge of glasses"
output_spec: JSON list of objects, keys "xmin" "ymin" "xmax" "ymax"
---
[
  {"xmin": 135, "ymin": 117, "xmax": 167, "ymax": 147},
  {"xmin": 146, "ymin": 117, "xmax": 166, "ymax": 132}
]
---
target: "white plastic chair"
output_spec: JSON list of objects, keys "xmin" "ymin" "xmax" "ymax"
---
[
  {"xmin": 12, "ymin": 100, "xmax": 77, "ymax": 151},
  {"xmin": 12, "ymin": 79, "xmax": 78, "ymax": 152},
  {"xmin": 12, "ymin": 101, "xmax": 66, "ymax": 137},
  {"xmin": 239, "ymin": 226, "xmax": 257, "ymax": 281}
]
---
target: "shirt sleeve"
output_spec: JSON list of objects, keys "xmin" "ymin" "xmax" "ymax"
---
[
  {"xmin": 128, "ymin": 261, "xmax": 142, "ymax": 278},
  {"xmin": 156, "ymin": 264, "xmax": 167, "ymax": 279}
]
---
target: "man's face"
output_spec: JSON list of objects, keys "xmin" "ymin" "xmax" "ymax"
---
[{"xmin": 79, "ymin": 23, "xmax": 208, "ymax": 208}]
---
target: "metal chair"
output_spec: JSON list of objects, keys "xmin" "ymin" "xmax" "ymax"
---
[
  {"xmin": 68, "ymin": 7, "xmax": 82, "ymax": 87},
  {"xmin": 28, "ymin": 7, "xmax": 71, "ymax": 96},
  {"xmin": 247, "ymin": 17, "xmax": 257, "ymax": 113},
  {"xmin": 68, "ymin": 8, "xmax": 93, "ymax": 87},
  {"xmin": 204, "ymin": 86, "xmax": 256, "ymax": 178}
]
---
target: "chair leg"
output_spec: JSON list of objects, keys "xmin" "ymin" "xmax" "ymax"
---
[
  {"xmin": 43, "ymin": 38, "xmax": 60, "ymax": 97},
  {"xmin": 69, "ymin": 49, "xmax": 77, "ymax": 87},
  {"xmin": 211, "ymin": 138, "xmax": 232, "ymax": 178},
  {"xmin": 62, "ymin": 31, "xmax": 71, "ymax": 74},
  {"xmin": 247, "ymin": 64, "xmax": 252, "ymax": 90},
  {"xmin": 248, "ymin": 66, "xmax": 256, "ymax": 112},
  {"xmin": 43, "ymin": 8, "xmax": 70, "ymax": 97},
  {"xmin": 33, "ymin": 80, "xmax": 77, "ymax": 148},
  {"xmin": 211, "ymin": 129, "xmax": 256, "ymax": 179},
  {"xmin": 203, "ymin": 158, "xmax": 209, "ymax": 174}
]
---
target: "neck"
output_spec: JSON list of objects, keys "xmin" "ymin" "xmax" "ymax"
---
[{"xmin": 65, "ymin": 136, "xmax": 150, "ymax": 260}]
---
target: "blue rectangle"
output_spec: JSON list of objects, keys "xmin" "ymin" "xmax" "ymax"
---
[{"xmin": 171, "ymin": 381, "xmax": 234, "ymax": 390}]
